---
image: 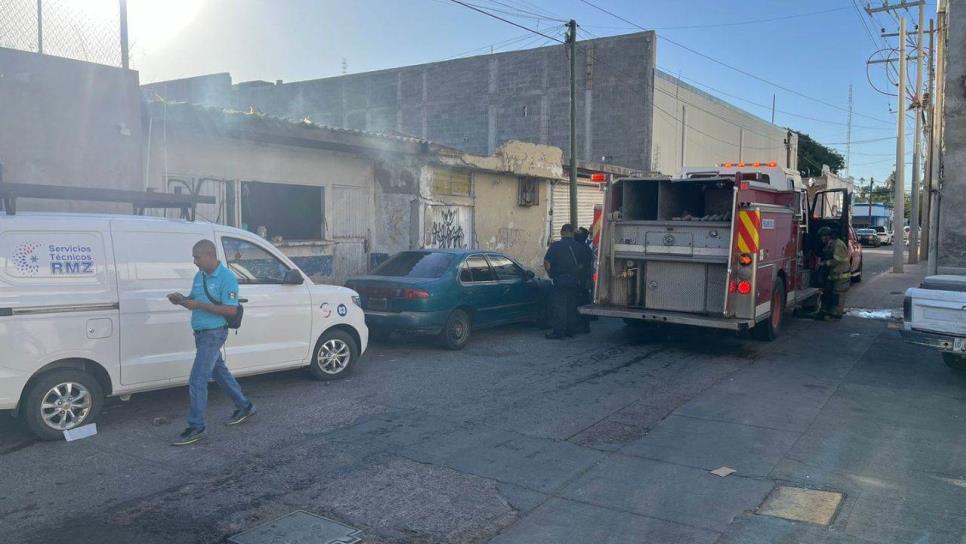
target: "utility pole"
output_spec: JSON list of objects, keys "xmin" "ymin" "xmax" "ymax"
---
[
  {"xmin": 846, "ymin": 84, "xmax": 853, "ymax": 176},
  {"xmin": 928, "ymin": 2, "xmax": 946, "ymax": 275},
  {"xmin": 36, "ymin": 0, "xmax": 42, "ymax": 55},
  {"xmin": 771, "ymin": 94, "xmax": 776, "ymax": 124},
  {"xmin": 920, "ymin": 17, "xmax": 934, "ymax": 262},
  {"xmin": 119, "ymin": 0, "xmax": 129, "ymax": 69},
  {"xmin": 908, "ymin": 0, "xmax": 925, "ymax": 264},
  {"xmin": 567, "ymin": 19, "xmax": 578, "ymax": 228},
  {"xmin": 866, "ymin": 2, "xmax": 924, "ymax": 272},
  {"xmin": 894, "ymin": 17, "xmax": 907, "ymax": 273},
  {"xmin": 868, "ymin": 177, "xmax": 874, "ymax": 226}
]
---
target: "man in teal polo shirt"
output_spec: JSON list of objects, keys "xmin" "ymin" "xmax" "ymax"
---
[{"xmin": 167, "ymin": 239, "xmax": 255, "ymax": 446}]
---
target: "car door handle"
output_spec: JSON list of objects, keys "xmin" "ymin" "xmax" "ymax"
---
[{"xmin": 239, "ymin": 298, "xmax": 249, "ymax": 303}]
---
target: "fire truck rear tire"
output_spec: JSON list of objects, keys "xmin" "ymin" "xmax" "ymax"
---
[{"xmin": 753, "ymin": 279, "xmax": 785, "ymax": 341}]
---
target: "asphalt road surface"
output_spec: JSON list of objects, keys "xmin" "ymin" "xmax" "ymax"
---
[{"xmin": 2, "ymin": 249, "xmax": 960, "ymax": 544}]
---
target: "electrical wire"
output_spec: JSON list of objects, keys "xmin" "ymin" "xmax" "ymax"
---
[
  {"xmin": 664, "ymin": 70, "xmax": 895, "ymax": 131},
  {"xmin": 476, "ymin": 0, "xmax": 569, "ymax": 23},
  {"xmin": 576, "ymin": 0, "xmax": 894, "ymax": 126},
  {"xmin": 446, "ymin": 0, "xmax": 564, "ymax": 44},
  {"xmin": 641, "ymin": 6, "xmax": 852, "ymax": 30}
]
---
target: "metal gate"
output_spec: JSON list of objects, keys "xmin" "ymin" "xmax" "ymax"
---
[{"xmin": 551, "ymin": 181, "xmax": 604, "ymax": 240}]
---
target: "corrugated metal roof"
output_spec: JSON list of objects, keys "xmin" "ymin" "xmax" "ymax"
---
[{"xmin": 144, "ymin": 99, "xmax": 446, "ymax": 149}]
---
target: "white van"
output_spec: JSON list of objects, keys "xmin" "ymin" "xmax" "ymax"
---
[{"xmin": 0, "ymin": 213, "xmax": 368, "ymax": 440}]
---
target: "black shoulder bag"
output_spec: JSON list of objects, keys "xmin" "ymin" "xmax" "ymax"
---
[{"xmin": 202, "ymin": 278, "xmax": 244, "ymax": 330}]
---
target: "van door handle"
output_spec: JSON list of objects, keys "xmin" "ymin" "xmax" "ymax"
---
[{"xmin": 239, "ymin": 298, "xmax": 249, "ymax": 303}]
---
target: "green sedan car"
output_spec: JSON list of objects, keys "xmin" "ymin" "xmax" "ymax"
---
[{"xmin": 346, "ymin": 249, "xmax": 551, "ymax": 349}]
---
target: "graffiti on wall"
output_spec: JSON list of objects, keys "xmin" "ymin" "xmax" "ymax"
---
[
  {"xmin": 497, "ymin": 227, "xmax": 524, "ymax": 249},
  {"xmin": 427, "ymin": 206, "xmax": 469, "ymax": 249}
]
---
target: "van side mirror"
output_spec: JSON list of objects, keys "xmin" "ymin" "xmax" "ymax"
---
[
  {"xmin": 283, "ymin": 269, "xmax": 304, "ymax": 285},
  {"xmin": 525, "ymin": 270, "xmax": 535, "ymax": 280}
]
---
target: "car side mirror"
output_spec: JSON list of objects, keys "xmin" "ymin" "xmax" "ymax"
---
[
  {"xmin": 525, "ymin": 270, "xmax": 535, "ymax": 280},
  {"xmin": 283, "ymin": 269, "xmax": 304, "ymax": 285}
]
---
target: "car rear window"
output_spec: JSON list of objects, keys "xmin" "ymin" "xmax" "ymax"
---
[{"xmin": 372, "ymin": 252, "xmax": 454, "ymax": 278}]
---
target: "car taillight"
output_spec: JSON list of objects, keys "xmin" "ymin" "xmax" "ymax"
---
[
  {"xmin": 728, "ymin": 280, "xmax": 738, "ymax": 293},
  {"xmin": 738, "ymin": 253, "xmax": 753, "ymax": 266},
  {"xmin": 402, "ymin": 288, "xmax": 431, "ymax": 300},
  {"xmin": 736, "ymin": 280, "xmax": 752, "ymax": 295}
]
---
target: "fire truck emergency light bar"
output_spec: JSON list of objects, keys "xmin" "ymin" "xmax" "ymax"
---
[{"xmin": 720, "ymin": 161, "xmax": 778, "ymax": 168}]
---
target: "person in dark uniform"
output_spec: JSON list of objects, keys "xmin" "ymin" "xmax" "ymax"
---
[
  {"xmin": 572, "ymin": 227, "xmax": 594, "ymax": 334},
  {"xmin": 544, "ymin": 224, "xmax": 581, "ymax": 339}
]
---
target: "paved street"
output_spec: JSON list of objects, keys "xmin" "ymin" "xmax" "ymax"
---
[{"xmin": 2, "ymin": 250, "xmax": 964, "ymax": 544}]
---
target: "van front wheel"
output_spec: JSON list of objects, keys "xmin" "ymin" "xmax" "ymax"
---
[
  {"xmin": 23, "ymin": 369, "xmax": 104, "ymax": 441},
  {"xmin": 309, "ymin": 329, "xmax": 359, "ymax": 381}
]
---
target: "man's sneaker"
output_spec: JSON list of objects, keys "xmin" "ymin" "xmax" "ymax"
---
[
  {"xmin": 225, "ymin": 404, "xmax": 256, "ymax": 426},
  {"xmin": 171, "ymin": 427, "xmax": 206, "ymax": 446}
]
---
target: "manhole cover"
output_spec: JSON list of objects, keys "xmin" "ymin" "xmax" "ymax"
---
[
  {"xmin": 229, "ymin": 511, "xmax": 362, "ymax": 544},
  {"xmin": 757, "ymin": 485, "xmax": 843, "ymax": 526}
]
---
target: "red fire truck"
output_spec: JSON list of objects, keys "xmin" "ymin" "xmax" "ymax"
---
[{"xmin": 580, "ymin": 162, "xmax": 854, "ymax": 340}]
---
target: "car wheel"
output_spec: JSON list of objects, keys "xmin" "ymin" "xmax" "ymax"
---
[
  {"xmin": 440, "ymin": 309, "xmax": 472, "ymax": 350},
  {"xmin": 753, "ymin": 279, "xmax": 785, "ymax": 341},
  {"xmin": 852, "ymin": 260, "xmax": 862, "ymax": 283},
  {"xmin": 309, "ymin": 329, "xmax": 359, "ymax": 381},
  {"xmin": 942, "ymin": 352, "xmax": 966, "ymax": 372},
  {"xmin": 22, "ymin": 368, "xmax": 104, "ymax": 441}
]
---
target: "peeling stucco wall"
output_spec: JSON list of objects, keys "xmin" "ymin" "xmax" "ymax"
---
[
  {"xmin": 474, "ymin": 172, "xmax": 550, "ymax": 271},
  {"xmin": 454, "ymin": 140, "xmax": 564, "ymax": 180}
]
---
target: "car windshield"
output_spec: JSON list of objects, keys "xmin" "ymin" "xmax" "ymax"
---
[{"xmin": 371, "ymin": 252, "xmax": 454, "ymax": 278}]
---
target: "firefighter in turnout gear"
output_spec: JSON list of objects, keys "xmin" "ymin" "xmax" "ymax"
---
[{"xmin": 817, "ymin": 226, "xmax": 851, "ymax": 319}]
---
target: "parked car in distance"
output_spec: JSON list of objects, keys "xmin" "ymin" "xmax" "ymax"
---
[
  {"xmin": 346, "ymin": 249, "xmax": 551, "ymax": 349},
  {"xmin": 874, "ymin": 225, "xmax": 893, "ymax": 245},
  {"xmin": 1, "ymin": 213, "xmax": 368, "ymax": 440},
  {"xmin": 856, "ymin": 228, "xmax": 880, "ymax": 247},
  {"xmin": 847, "ymin": 226, "xmax": 864, "ymax": 282},
  {"xmin": 900, "ymin": 275, "xmax": 966, "ymax": 372}
]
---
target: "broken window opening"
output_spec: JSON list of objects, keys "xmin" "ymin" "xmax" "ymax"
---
[{"xmin": 240, "ymin": 181, "xmax": 324, "ymax": 242}]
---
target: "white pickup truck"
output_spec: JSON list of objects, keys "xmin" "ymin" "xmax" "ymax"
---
[{"xmin": 901, "ymin": 275, "xmax": 966, "ymax": 371}]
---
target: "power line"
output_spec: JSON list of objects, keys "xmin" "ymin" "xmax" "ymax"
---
[
  {"xmin": 440, "ymin": 31, "xmax": 537, "ymax": 61},
  {"xmin": 643, "ymin": 6, "xmax": 852, "ymax": 30},
  {"xmin": 476, "ymin": 0, "xmax": 569, "ymax": 23},
  {"xmin": 446, "ymin": 0, "xmax": 564, "ymax": 44},
  {"xmin": 664, "ymin": 69, "xmax": 895, "ymax": 131},
  {"xmin": 576, "ymin": 0, "xmax": 894, "ymax": 126}
]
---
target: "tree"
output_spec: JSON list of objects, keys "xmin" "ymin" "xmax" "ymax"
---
[{"xmin": 796, "ymin": 132, "xmax": 845, "ymax": 177}]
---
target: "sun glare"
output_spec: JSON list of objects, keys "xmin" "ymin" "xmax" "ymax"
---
[{"xmin": 66, "ymin": 0, "xmax": 204, "ymax": 54}]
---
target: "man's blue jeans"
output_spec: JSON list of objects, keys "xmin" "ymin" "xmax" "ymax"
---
[{"xmin": 187, "ymin": 328, "xmax": 252, "ymax": 430}]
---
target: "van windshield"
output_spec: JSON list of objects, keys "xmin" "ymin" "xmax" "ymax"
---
[{"xmin": 372, "ymin": 252, "xmax": 454, "ymax": 278}]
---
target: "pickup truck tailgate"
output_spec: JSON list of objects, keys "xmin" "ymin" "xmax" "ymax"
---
[{"xmin": 906, "ymin": 286, "xmax": 966, "ymax": 336}]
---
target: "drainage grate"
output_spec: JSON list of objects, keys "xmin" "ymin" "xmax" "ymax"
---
[
  {"xmin": 757, "ymin": 485, "xmax": 843, "ymax": 526},
  {"xmin": 229, "ymin": 511, "xmax": 363, "ymax": 544}
]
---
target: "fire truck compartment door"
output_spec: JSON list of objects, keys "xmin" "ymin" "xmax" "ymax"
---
[{"xmin": 645, "ymin": 231, "xmax": 693, "ymax": 256}]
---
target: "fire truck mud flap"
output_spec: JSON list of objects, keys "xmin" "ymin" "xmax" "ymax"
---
[{"xmin": 579, "ymin": 304, "xmax": 756, "ymax": 331}]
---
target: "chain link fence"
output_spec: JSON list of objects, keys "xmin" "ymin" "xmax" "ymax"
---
[{"xmin": 0, "ymin": 0, "xmax": 122, "ymax": 67}]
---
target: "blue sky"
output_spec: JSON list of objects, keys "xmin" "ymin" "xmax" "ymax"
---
[{"xmin": 125, "ymin": 0, "xmax": 937, "ymax": 187}]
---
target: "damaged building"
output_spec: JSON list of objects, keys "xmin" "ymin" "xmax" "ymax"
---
[
  {"xmin": 144, "ymin": 31, "xmax": 797, "ymax": 177},
  {"xmin": 142, "ymin": 101, "xmax": 624, "ymax": 281}
]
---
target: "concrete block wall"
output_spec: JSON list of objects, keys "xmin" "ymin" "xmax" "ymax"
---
[
  {"xmin": 0, "ymin": 48, "xmax": 143, "ymax": 212},
  {"xmin": 230, "ymin": 32, "xmax": 657, "ymax": 172},
  {"xmin": 939, "ymin": 0, "xmax": 966, "ymax": 272}
]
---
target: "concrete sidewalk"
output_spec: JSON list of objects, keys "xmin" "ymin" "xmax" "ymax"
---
[
  {"xmin": 491, "ymin": 263, "xmax": 966, "ymax": 543},
  {"xmin": 847, "ymin": 259, "xmax": 927, "ymax": 312}
]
